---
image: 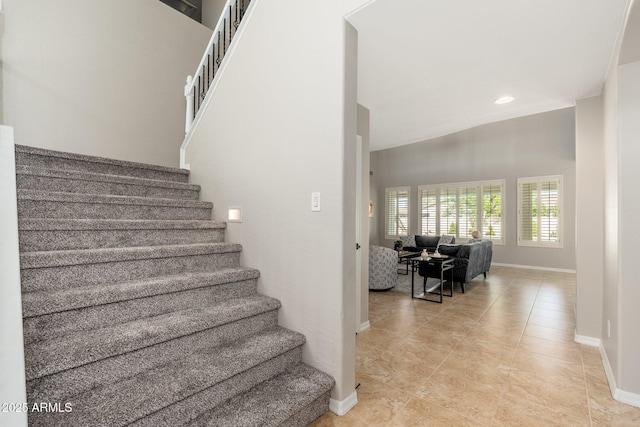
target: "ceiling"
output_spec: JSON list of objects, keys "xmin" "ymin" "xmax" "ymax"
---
[{"xmin": 347, "ymin": 0, "xmax": 630, "ymax": 151}]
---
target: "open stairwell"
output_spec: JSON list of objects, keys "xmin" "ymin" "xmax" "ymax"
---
[{"xmin": 15, "ymin": 144, "xmax": 334, "ymax": 426}]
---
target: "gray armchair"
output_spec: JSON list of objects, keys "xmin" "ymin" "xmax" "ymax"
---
[{"xmin": 368, "ymin": 245, "xmax": 397, "ymax": 290}]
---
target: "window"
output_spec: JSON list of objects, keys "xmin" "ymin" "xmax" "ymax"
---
[
  {"xmin": 418, "ymin": 180, "xmax": 505, "ymax": 244},
  {"xmin": 518, "ymin": 175, "xmax": 562, "ymax": 248},
  {"xmin": 385, "ymin": 187, "xmax": 409, "ymax": 239}
]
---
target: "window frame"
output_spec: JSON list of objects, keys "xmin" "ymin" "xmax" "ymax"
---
[
  {"xmin": 517, "ymin": 175, "xmax": 563, "ymax": 248},
  {"xmin": 384, "ymin": 186, "xmax": 410, "ymax": 240},
  {"xmin": 417, "ymin": 179, "xmax": 505, "ymax": 245}
]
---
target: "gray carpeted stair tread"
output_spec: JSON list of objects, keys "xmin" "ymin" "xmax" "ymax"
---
[
  {"xmin": 15, "ymin": 144, "xmax": 189, "ymax": 183},
  {"xmin": 25, "ymin": 294, "xmax": 282, "ymax": 380},
  {"xmin": 19, "ymin": 218, "xmax": 226, "ymax": 231},
  {"xmin": 28, "ymin": 327, "xmax": 306, "ymax": 427},
  {"xmin": 18, "ymin": 189, "xmax": 213, "ymax": 220},
  {"xmin": 16, "ymin": 165, "xmax": 201, "ymax": 200},
  {"xmin": 22, "ymin": 267, "xmax": 260, "ymax": 317},
  {"xmin": 193, "ymin": 362, "xmax": 335, "ymax": 427},
  {"xmin": 20, "ymin": 242, "xmax": 241, "ymax": 269},
  {"xmin": 17, "ymin": 189, "xmax": 212, "ymax": 208},
  {"xmin": 18, "ymin": 219, "xmax": 227, "ymax": 251}
]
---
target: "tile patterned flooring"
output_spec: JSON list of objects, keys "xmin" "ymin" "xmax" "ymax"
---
[{"xmin": 311, "ymin": 266, "xmax": 640, "ymax": 426}]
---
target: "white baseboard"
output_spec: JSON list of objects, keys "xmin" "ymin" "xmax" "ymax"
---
[
  {"xmin": 329, "ymin": 390, "xmax": 358, "ymax": 416},
  {"xmin": 599, "ymin": 341, "xmax": 640, "ymax": 408},
  {"xmin": 358, "ymin": 321, "xmax": 370, "ymax": 333},
  {"xmin": 491, "ymin": 262, "xmax": 576, "ymax": 274},
  {"xmin": 574, "ymin": 331, "xmax": 601, "ymax": 347}
]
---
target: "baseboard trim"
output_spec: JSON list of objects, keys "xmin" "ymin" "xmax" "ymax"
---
[
  {"xmin": 329, "ymin": 390, "xmax": 358, "ymax": 416},
  {"xmin": 491, "ymin": 262, "xmax": 576, "ymax": 274},
  {"xmin": 574, "ymin": 331, "xmax": 601, "ymax": 347},
  {"xmin": 358, "ymin": 321, "xmax": 370, "ymax": 333},
  {"xmin": 599, "ymin": 341, "xmax": 640, "ymax": 408}
]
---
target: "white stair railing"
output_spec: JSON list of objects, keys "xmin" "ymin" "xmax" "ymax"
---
[{"xmin": 184, "ymin": 0, "xmax": 252, "ymax": 135}]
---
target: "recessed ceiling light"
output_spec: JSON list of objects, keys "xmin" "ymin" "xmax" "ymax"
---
[{"xmin": 495, "ymin": 96, "xmax": 514, "ymax": 105}]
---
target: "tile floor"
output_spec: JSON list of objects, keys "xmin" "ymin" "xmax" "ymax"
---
[{"xmin": 311, "ymin": 266, "xmax": 640, "ymax": 426}]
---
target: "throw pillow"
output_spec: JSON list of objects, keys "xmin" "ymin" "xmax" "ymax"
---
[
  {"xmin": 399, "ymin": 235, "xmax": 416, "ymax": 248},
  {"xmin": 438, "ymin": 235, "xmax": 455, "ymax": 245},
  {"xmin": 467, "ymin": 238, "xmax": 482, "ymax": 244}
]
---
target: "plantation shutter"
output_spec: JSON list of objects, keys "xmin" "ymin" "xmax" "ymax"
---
[
  {"xmin": 518, "ymin": 176, "xmax": 561, "ymax": 247},
  {"xmin": 540, "ymin": 179, "xmax": 559, "ymax": 243},
  {"xmin": 439, "ymin": 187, "xmax": 457, "ymax": 236},
  {"xmin": 482, "ymin": 184, "xmax": 502, "ymax": 240},
  {"xmin": 458, "ymin": 186, "xmax": 477, "ymax": 238},
  {"xmin": 419, "ymin": 187, "xmax": 437, "ymax": 235},
  {"xmin": 385, "ymin": 187, "xmax": 409, "ymax": 239}
]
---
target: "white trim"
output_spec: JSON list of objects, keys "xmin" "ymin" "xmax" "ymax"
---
[
  {"xmin": 358, "ymin": 320, "xmax": 371, "ymax": 333},
  {"xmin": 180, "ymin": 0, "xmax": 260, "ymax": 169},
  {"xmin": 329, "ymin": 390, "xmax": 358, "ymax": 415},
  {"xmin": 343, "ymin": 0, "xmax": 377, "ymax": 20},
  {"xmin": 599, "ymin": 342, "xmax": 640, "ymax": 408},
  {"xmin": 0, "ymin": 126, "xmax": 28, "ymax": 427},
  {"xmin": 490, "ymin": 262, "xmax": 576, "ymax": 274},
  {"xmin": 614, "ymin": 388, "xmax": 640, "ymax": 408},
  {"xmin": 574, "ymin": 331, "xmax": 601, "ymax": 347}
]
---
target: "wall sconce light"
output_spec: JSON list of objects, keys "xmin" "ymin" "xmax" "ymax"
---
[{"xmin": 228, "ymin": 206, "xmax": 242, "ymax": 223}]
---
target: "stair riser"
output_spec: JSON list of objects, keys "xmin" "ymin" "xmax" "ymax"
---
[
  {"xmin": 17, "ymin": 174, "xmax": 200, "ymax": 200},
  {"xmin": 19, "ymin": 228, "xmax": 225, "ymax": 252},
  {"xmin": 286, "ymin": 390, "xmax": 333, "ymax": 427},
  {"xmin": 27, "ymin": 311, "xmax": 279, "ymax": 402},
  {"xmin": 15, "ymin": 150, "xmax": 188, "ymax": 183},
  {"xmin": 21, "ymin": 252, "xmax": 241, "ymax": 293},
  {"xmin": 18, "ymin": 199, "xmax": 212, "ymax": 220},
  {"xmin": 24, "ymin": 279, "xmax": 258, "ymax": 344},
  {"xmin": 129, "ymin": 348, "xmax": 304, "ymax": 427}
]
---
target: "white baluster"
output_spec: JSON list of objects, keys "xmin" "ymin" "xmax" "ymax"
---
[{"xmin": 184, "ymin": 75, "xmax": 194, "ymax": 134}]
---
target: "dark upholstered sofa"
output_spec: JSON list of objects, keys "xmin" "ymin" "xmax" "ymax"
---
[
  {"xmin": 400, "ymin": 235, "xmax": 455, "ymax": 253},
  {"xmin": 419, "ymin": 240, "xmax": 493, "ymax": 292}
]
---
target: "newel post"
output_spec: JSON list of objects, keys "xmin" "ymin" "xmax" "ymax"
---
[{"xmin": 184, "ymin": 75, "xmax": 194, "ymax": 134}]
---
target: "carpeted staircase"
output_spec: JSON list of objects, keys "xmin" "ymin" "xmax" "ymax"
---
[{"xmin": 15, "ymin": 144, "xmax": 334, "ymax": 426}]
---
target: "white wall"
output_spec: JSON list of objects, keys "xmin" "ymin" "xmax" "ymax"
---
[
  {"xmin": 575, "ymin": 96, "xmax": 604, "ymax": 340},
  {"xmin": 1, "ymin": 0, "xmax": 211, "ymax": 167},
  {"xmin": 183, "ymin": 0, "xmax": 369, "ymax": 409},
  {"xmin": 373, "ymin": 108, "xmax": 577, "ymax": 271},
  {"xmin": 0, "ymin": 126, "xmax": 27, "ymax": 427}
]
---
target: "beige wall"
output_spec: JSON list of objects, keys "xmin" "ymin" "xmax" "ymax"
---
[
  {"xmin": 575, "ymin": 96, "xmax": 604, "ymax": 340},
  {"xmin": 357, "ymin": 103, "xmax": 370, "ymax": 331},
  {"xmin": 1, "ymin": 0, "xmax": 211, "ymax": 167},
  {"xmin": 183, "ymin": 0, "xmax": 370, "ymax": 408},
  {"xmin": 201, "ymin": 0, "xmax": 227, "ymax": 29},
  {"xmin": 601, "ymin": 0, "xmax": 640, "ymax": 400}
]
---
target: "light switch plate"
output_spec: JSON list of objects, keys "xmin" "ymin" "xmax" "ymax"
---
[{"xmin": 311, "ymin": 192, "xmax": 321, "ymax": 212}]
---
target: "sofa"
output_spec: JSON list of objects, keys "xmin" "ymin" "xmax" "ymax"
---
[
  {"xmin": 400, "ymin": 234, "xmax": 455, "ymax": 253},
  {"xmin": 368, "ymin": 245, "xmax": 397, "ymax": 290},
  {"xmin": 419, "ymin": 240, "xmax": 493, "ymax": 293}
]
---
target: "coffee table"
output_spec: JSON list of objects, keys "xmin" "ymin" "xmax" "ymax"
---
[
  {"xmin": 397, "ymin": 251, "xmax": 420, "ymax": 275},
  {"xmin": 409, "ymin": 256, "xmax": 454, "ymax": 303}
]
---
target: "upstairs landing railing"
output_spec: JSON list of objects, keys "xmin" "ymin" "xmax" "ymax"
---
[{"xmin": 184, "ymin": 0, "xmax": 252, "ymax": 135}]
